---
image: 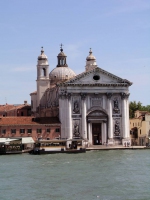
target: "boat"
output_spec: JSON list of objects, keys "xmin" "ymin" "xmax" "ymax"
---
[
  {"xmin": 0, "ymin": 137, "xmax": 34, "ymax": 155},
  {"xmin": 29, "ymin": 139, "xmax": 86, "ymax": 154},
  {"xmin": 0, "ymin": 138, "xmax": 22, "ymax": 155}
]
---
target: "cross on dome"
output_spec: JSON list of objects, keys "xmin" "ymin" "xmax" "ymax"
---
[
  {"xmin": 89, "ymin": 48, "xmax": 92, "ymax": 55},
  {"xmin": 60, "ymin": 43, "xmax": 64, "ymax": 52},
  {"xmin": 41, "ymin": 46, "xmax": 44, "ymax": 54}
]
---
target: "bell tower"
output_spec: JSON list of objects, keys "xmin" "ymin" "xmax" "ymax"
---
[
  {"xmin": 36, "ymin": 47, "xmax": 50, "ymax": 107},
  {"xmin": 85, "ymin": 48, "xmax": 97, "ymax": 72}
]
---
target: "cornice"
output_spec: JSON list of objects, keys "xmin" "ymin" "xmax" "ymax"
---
[{"xmin": 58, "ymin": 83, "xmax": 129, "ymax": 87}]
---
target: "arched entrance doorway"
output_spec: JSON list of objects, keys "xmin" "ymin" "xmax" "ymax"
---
[{"xmin": 87, "ymin": 108, "xmax": 108, "ymax": 145}]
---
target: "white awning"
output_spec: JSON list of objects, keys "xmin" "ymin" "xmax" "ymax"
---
[
  {"xmin": 0, "ymin": 138, "xmax": 19, "ymax": 144},
  {"xmin": 22, "ymin": 137, "xmax": 34, "ymax": 144}
]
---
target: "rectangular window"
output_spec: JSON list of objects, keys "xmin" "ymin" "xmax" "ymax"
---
[
  {"xmin": 11, "ymin": 129, "xmax": 16, "ymax": 134},
  {"xmin": 1, "ymin": 129, "xmax": 6, "ymax": 134},
  {"xmin": 46, "ymin": 129, "xmax": 51, "ymax": 133},
  {"xmin": 27, "ymin": 129, "xmax": 32, "ymax": 134},
  {"xmin": 138, "ymin": 122, "xmax": 139, "ymax": 126},
  {"xmin": 140, "ymin": 129, "xmax": 141, "ymax": 134},
  {"xmin": 37, "ymin": 129, "xmax": 42, "ymax": 134},
  {"xmin": 20, "ymin": 129, "xmax": 25, "ymax": 134},
  {"xmin": 55, "ymin": 128, "xmax": 60, "ymax": 132},
  {"xmin": 133, "ymin": 123, "xmax": 134, "ymax": 127}
]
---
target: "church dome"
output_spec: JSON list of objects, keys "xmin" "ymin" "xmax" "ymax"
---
[
  {"xmin": 49, "ymin": 67, "xmax": 76, "ymax": 84},
  {"xmin": 49, "ymin": 45, "xmax": 76, "ymax": 85},
  {"xmin": 86, "ymin": 48, "xmax": 96, "ymax": 61}
]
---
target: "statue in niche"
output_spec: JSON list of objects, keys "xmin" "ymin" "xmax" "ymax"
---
[
  {"xmin": 73, "ymin": 101, "xmax": 80, "ymax": 114},
  {"xmin": 73, "ymin": 123, "xmax": 80, "ymax": 137},
  {"xmin": 114, "ymin": 121, "xmax": 120, "ymax": 136},
  {"xmin": 113, "ymin": 98, "xmax": 120, "ymax": 114}
]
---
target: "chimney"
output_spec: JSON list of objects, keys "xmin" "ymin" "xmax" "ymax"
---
[{"xmin": 24, "ymin": 101, "xmax": 27, "ymax": 105}]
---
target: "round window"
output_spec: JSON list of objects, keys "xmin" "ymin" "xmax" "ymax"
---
[{"xmin": 93, "ymin": 75, "xmax": 100, "ymax": 81}]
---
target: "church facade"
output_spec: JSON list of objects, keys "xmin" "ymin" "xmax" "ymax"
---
[{"xmin": 30, "ymin": 46, "xmax": 132, "ymax": 145}]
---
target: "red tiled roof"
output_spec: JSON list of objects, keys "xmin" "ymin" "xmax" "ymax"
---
[
  {"xmin": 7, "ymin": 104, "xmax": 31, "ymax": 112},
  {"xmin": 0, "ymin": 117, "xmax": 61, "ymax": 125},
  {"xmin": 0, "ymin": 105, "xmax": 15, "ymax": 112}
]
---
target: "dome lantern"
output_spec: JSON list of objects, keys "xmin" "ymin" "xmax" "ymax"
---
[
  {"xmin": 49, "ymin": 45, "xmax": 76, "ymax": 85},
  {"xmin": 57, "ymin": 44, "xmax": 68, "ymax": 67}
]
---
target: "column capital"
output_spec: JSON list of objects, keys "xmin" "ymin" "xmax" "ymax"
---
[
  {"xmin": 80, "ymin": 93, "xmax": 86, "ymax": 100},
  {"xmin": 120, "ymin": 93, "xmax": 130, "ymax": 99},
  {"xmin": 59, "ymin": 90, "xmax": 67, "ymax": 99},
  {"xmin": 106, "ymin": 93, "xmax": 113, "ymax": 99}
]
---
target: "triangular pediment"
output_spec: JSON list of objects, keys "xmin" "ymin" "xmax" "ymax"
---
[{"xmin": 58, "ymin": 67, "xmax": 132, "ymax": 86}]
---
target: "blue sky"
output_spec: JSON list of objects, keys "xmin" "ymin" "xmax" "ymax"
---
[{"xmin": 0, "ymin": 0, "xmax": 150, "ymax": 105}]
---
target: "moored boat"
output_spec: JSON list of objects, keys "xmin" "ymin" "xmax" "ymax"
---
[{"xmin": 29, "ymin": 139, "xmax": 86, "ymax": 154}]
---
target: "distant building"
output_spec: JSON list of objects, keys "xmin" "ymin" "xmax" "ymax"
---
[
  {"xmin": 0, "ymin": 104, "xmax": 15, "ymax": 117},
  {"xmin": 0, "ymin": 101, "xmax": 31, "ymax": 117},
  {"xmin": 130, "ymin": 110, "xmax": 150, "ymax": 146},
  {"xmin": 30, "ymin": 46, "xmax": 132, "ymax": 146},
  {"xmin": 0, "ymin": 117, "xmax": 61, "ymax": 141}
]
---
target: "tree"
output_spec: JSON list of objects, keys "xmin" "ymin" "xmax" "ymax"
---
[{"xmin": 129, "ymin": 101, "xmax": 150, "ymax": 118}]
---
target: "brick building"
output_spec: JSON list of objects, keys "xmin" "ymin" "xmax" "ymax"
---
[
  {"xmin": 0, "ymin": 117, "xmax": 61, "ymax": 141},
  {"xmin": 0, "ymin": 104, "xmax": 15, "ymax": 117},
  {"xmin": 0, "ymin": 101, "xmax": 31, "ymax": 117}
]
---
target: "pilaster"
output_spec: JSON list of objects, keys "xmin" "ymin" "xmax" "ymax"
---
[
  {"xmin": 106, "ymin": 93, "xmax": 113, "ymax": 140},
  {"xmin": 81, "ymin": 93, "xmax": 87, "ymax": 139},
  {"xmin": 66, "ymin": 93, "xmax": 72, "ymax": 139}
]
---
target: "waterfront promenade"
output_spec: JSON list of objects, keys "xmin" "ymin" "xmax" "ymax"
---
[{"xmin": 87, "ymin": 145, "xmax": 146, "ymax": 150}]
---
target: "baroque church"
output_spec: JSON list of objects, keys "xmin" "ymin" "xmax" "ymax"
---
[{"xmin": 30, "ymin": 46, "xmax": 132, "ymax": 145}]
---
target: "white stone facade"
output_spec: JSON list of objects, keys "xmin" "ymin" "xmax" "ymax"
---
[{"xmin": 30, "ymin": 47, "xmax": 132, "ymax": 145}]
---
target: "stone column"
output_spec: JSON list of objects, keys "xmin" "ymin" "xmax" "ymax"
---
[
  {"xmin": 88, "ymin": 122, "xmax": 92, "ymax": 144},
  {"xmin": 121, "ymin": 93, "xmax": 127, "ymax": 138},
  {"xmin": 121, "ymin": 93, "xmax": 131, "ymax": 145},
  {"xmin": 59, "ymin": 96, "xmax": 63, "ymax": 138},
  {"xmin": 126, "ymin": 94, "xmax": 130, "ymax": 138},
  {"xmin": 66, "ymin": 93, "xmax": 72, "ymax": 139},
  {"xmin": 81, "ymin": 93, "xmax": 87, "ymax": 139},
  {"xmin": 102, "ymin": 121, "xmax": 107, "ymax": 144},
  {"xmin": 64, "ymin": 96, "xmax": 68, "ymax": 139},
  {"xmin": 106, "ymin": 93, "xmax": 113, "ymax": 140}
]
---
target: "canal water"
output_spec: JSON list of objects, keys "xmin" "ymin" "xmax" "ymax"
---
[{"xmin": 0, "ymin": 150, "xmax": 150, "ymax": 200}]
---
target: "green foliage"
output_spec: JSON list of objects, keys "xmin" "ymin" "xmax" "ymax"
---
[{"xmin": 129, "ymin": 101, "xmax": 150, "ymax": 118}]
